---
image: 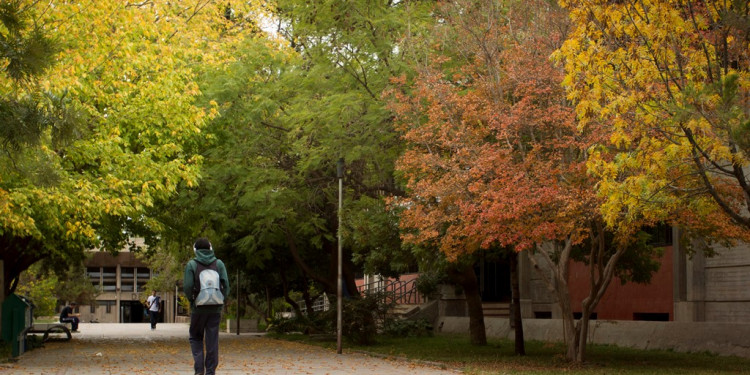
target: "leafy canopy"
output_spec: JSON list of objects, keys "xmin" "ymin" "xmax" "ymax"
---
[
  {"xmin": 0, "ymin": 0, "xmax": 263, "ymax": 294},
  {"xmin": 556, "ymin": 0, "xmax": 750, "ymax": 244}
]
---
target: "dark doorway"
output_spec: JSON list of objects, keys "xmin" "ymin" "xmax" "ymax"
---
[
  {"xmin": 120, "ymin": 300, "xmax": 146, "ymax": 323},
  {"xmin": 477, "ymin": 255, "xmax": 512, "ymax": 302}
]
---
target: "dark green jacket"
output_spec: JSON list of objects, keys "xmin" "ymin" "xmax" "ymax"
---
[{"xmin": 183, "ymin": 248, "xmax": 230, "ymax": 314}]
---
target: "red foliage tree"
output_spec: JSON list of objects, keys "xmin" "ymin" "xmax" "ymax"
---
[{"xmin": 389, "ymin": 0, "xmax": 652, "ymax": 361}]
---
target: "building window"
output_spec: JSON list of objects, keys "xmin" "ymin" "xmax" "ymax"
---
[
  {"xmin": 136, "ymin": 268, "xmax": 150, "ymax": 292},
  {"xmin": 644, "ymin": 223, "xmax": 673, "ymax": 246},
  {"xmin": 87, "ymin": 267, "xmax": 101, "ymax": 290},
  {"xmin": 121, "ymin": 267, "xmax": 134, "ymax": 278},
  {"xmin": 90, "ymin": 305, "xmax": 96, "ymax": 313},
  {"xmin": 573, "ymin": 312, "xmax": 597, "ymax": 320},
  {"xmin": 633, "ymin": 312, "xmax": 669, "ymax": 321},
  {"xmin": 121, "ymin": 267, "xmax": 135, "ymax": 292},
  {"xmin": 102, "ymin": 267, "xmax": 117, "ymax": 292},
  {"xmin": 100, "ymin": 300, "xmax": 116, "ymax": 314},
  {"xmin": 534, "ymin": 311, "xmax": 552, "ymax": 319}
]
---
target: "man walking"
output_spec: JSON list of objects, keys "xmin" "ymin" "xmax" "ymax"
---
[
  {"xmin": 184, "ymin": 237, "xmax": 230, "ymax": 375},
  {"xmin": 146, "ymin": 290, "xmax": 161, "ymax": 330}
]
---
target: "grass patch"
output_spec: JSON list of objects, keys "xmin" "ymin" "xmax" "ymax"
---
[{"xmin": 269, "ymin": 333, "xmax": 750, "ymax": 374}]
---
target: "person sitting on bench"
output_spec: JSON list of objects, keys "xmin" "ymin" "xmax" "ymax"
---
[{"xmin": 60, "ymin": 302, "xmax": 80, "ymax": 332}]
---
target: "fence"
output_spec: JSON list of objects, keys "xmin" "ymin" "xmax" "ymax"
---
[
  {"xmin": 296, "ymin": 277, "xmax": 425, "ymax": 316},
  {"xmin": 357, "ymin": 277, "xmax": 425, "ymax": 305}
]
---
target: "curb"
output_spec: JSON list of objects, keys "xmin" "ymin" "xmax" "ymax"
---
[{"xmin": 347, "ymin": 349, "xmax": 463, "ymax": 373}]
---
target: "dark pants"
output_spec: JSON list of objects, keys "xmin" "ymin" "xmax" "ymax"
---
[
  {"xmin": 189, "ymin": 313, "xmax": 221, "ymax": 375},
  {"xmin": 149, "ymin": 310, "xmax": 159, "ymax": 329},
  {"xmin": 60, "ymin": 316, "xmax": 79, "ymax": 331}
]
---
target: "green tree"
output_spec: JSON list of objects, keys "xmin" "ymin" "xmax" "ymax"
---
[
  {"xmin": 15, "ymin": 262, "xmax": 98, "ymax": 318},
  {"xmin": 0, "ymin": 1, "xmax": 60, "ymax": 151},
  {"xmin": 266, "ymin": 0, "xmax": 434, "ymax": 295},
  {"xmin": 54, "ymin": 265, "xmax": 99, "ymax": 306},
  {"xmin": 0, "ymin": 1, "xmax": 259, "ymax": 301},
  {"xmin": 15, "ymin": 265, "xmax": 58, "ymax": 318},
  {"xmin": 152, "ymin": 1, "xmax": 435, "ymax": 323}
]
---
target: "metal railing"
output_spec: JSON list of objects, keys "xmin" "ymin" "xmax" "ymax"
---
[
  {"xmin": 298, "ymin": 294, "xmax": 330, "ymax": 314},
  {"xmin": 357, "ymin": 277, "xmax": 424, "ymax": 305},
  {"xmin": 295, "ymin": 277, "xmax": 424, "ymax": 316}
]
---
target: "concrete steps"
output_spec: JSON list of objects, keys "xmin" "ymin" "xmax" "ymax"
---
[
  {"xmin": 482, "ymin": 302, "xmax": 510, "ymax": 318},
  {"xmin": 389, "ymin": 304, "xmax": 421, "ymax": 319}
]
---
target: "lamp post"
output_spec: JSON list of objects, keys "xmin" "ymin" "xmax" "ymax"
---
[
  {"xmin": 174, "ymin": 284, "xmax": 178, "ymax": 323},
  {"xmin": 336, "ymin": 158, "xmax": 344, "ymax": 354},
  {"xmin": 236, "ymin": 268, "xmax": 240, "ymax": 335}
]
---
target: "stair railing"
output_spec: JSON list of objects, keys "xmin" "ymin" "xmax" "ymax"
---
[
  {"xmin": 298, "ymin": 294, "xmax": 330, "ymax": 315},
  {"xmin": 296, "ymin": 277, "xmax": 425, "ymax": 316},
  {"xmin": 357, "ymin": 277, "xmax": 425, "ymax": 305}
]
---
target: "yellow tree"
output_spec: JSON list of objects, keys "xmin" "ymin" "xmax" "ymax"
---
[
  {"xmin": 556, "ymin": 0, "xmax": 750, "ymax": 242},
  {"xmin": 0, "ymin": 0, "xmax": 264, "ymax": 298}
]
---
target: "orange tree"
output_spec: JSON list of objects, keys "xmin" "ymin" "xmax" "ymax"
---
[
  {"xmin": 556, "ymin": 0, "xmax": 750, "ymax": 243},
  {"xmin": 390, "ymin": 0, "xmax": 661, "ymax": 361}
]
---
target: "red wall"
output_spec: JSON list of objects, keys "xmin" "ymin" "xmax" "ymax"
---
[{"xmin": 567, "ymin": 246, "xmax": 674, "ymax": 321}]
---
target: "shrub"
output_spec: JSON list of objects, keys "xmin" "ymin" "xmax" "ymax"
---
[
  {"xmin": 267, "ymin": 312, "xmax": 333, "ymax": 335},
  {"xmin": 382, "ymin": 318, "xmax": 433, "ymax": 337},
  {"xmin": 341, "ymin": 292, "xmax": 393, "ymax": 345},
  {"xmin": 415, "ymin": 272, "xmax": 448, "ymax": 298},
  {"xmin": 267, "ymin": 292, "xmax": 400, "ymax": 346}
]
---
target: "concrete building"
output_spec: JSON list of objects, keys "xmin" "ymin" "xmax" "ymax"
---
[
  {"xmin": 672, "ymin": 232, "xmax": 750, "ymax": 322},
  {"xmin": 532, "ymin": 226, "xmax": 750, "ymax": 323},
  {"xmin": 379, "ymin": 224, "xmax": 750, "ymax": 324},
  {"xmin": 74, "ymin": 248, "xmax": 185, "ymax": 324},
  {"xmin": 424, "ymin": 226, "xmax": 750, "ymax": 355}
]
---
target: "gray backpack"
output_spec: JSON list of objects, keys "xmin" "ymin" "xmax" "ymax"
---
[{"xmin": 193, "ymin": 260, "xmax": 224, "ymax": 306}]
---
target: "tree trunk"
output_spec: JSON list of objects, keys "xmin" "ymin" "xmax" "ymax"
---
[
  {"xmin": 342, "ymin": 255, "xmax": 359, "ymax": 299},
  {"xmin": 266, "ymin": 286, "xmax": 273, "ymax": 319},
  {"xmin": 509, "ymin": 251, "xmax": 525, "ymax": 355},
  {"xmin": 577, "ymin": 314, "xmax": 590, "ymax": 362},
  {"xmin": 530, "ymin": 225, "xmax": 629, "ymax": 363},
  {"xmin": 245, "ymin": 297, "xmax": 267, "ymax": 322},
  {"xmin": 529, "ymin": 240, "xmax": 579, "ymax": 361},
  {"xmin": 557, "ymin": 277, "xmax": 578, "ymax": 361},
  {"xmin": 283, "ymin": 293, "xmax": 303, "ymax": 318},
  {"xmin": 0, "ymin": 260, "xmax": 3, "ymax": 340},
  {"xmin": 286, "ymin": 234, "xmax": 335, "ymax": 292},
  {"xmin": 280, "ymin": 268, "xmax": 303, "ymax": 317},
  {"xmin": 573, "ymin": 226, "xmax": 627, "ymax": 362},
  {"xmin": 552, "ymin": 241, "xmax": 579, "ymax": 361},
  {"xmin": 447, "ymin": 263, "xmax": 486, "ymax": 345},
  {"xmin": 301, "ymin": 281, "xmax": 315, "ymax": 316}
]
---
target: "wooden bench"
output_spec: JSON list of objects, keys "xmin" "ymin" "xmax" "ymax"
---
[{"xmin": 25, "ymin": 322, "xmax": 73, "ymax": 342}]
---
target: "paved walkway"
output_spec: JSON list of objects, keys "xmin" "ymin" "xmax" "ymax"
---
[{"xmin": 1, "ymin": 323, "xmax": 461, "ymax": 374}]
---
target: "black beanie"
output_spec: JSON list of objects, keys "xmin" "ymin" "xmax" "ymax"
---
[{"xmin": 194, "ymin": 237, "xmax": 212, "ymax": 251}]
